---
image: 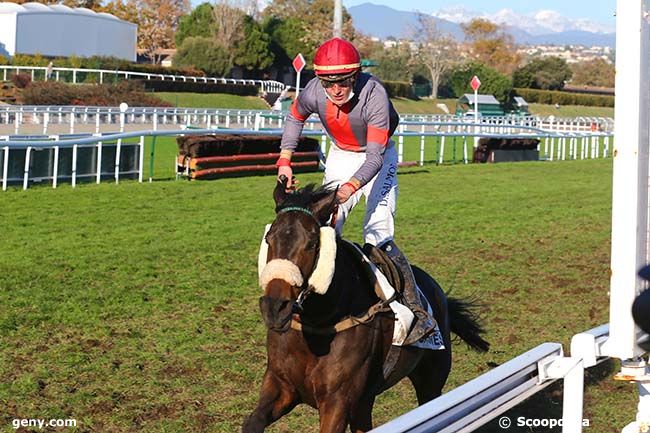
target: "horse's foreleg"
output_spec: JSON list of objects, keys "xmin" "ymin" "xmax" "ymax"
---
[
  {"xmin": 242, "ymin": 371, "xmax": 298, "ymax": 433},
  {"xmin": 318, "ymin": 400, "xmax": 350, "ymax": 433},
  {"xmin": 349, "ymin": 395, "xmax": 375, "ymax": 433}
]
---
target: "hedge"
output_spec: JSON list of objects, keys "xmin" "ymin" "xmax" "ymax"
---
[
  {"xmin": 382, "ymin": 80, "xmax": 414, "ymax": 99},
  {"xmin": 136, "ymin": 79, "xmax": 258, "ymax": 96},
  {"xmin": 514, "ymin": 88, "xmax": 614, "ymax": 107},
  {"xmin": 22, "ymin": 81, "xmax": 172, "ymax": 106},
  {"xmin": 6, "ymin": 54, "xmax": 205, "ymax": 78}
]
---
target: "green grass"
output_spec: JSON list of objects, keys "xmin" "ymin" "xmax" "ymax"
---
[
  {"xmin": 0, "ymin": 156, "xmax": 634, "ymax": 432},
  {"xmin": 153, "ymin": 92, "xmax": 269, "ymax": 110},
  {"xmin": 528, "ymin": 103, "xmax": 614, "ymax": 118},
  {"xmin": 391, "ymin": 97, "xmax": 456, "ymax": 115}
]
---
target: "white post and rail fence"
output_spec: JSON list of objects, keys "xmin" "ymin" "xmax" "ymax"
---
[{"xmin": 0, "ymin": 65, "xmax": 287, "ymax": 94}]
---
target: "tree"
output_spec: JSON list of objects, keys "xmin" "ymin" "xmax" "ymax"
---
[
  {"xmin": 570, "ymin": 58, "xmax": 615, "ymax": 88},
  {"xmin": 173, "ymin": 36, "xmax": 231, "ymax": 76},
  {"xmin": 461, "ymin": 18, "xmax": 521, "ymax": 76},
  {"xmin": 212, "ymin": 0, "xmax": 247, "ymax": 65},
  {"xmin": 138, "ymin": 0, "xmax": 189, "ymax": 63},
  {"xmin": 446, "ymin": 62, "xmax": 512, "ymax": 103},
  {"xmin": 262, "ymin": 0, "xmax": 356, "ymax": 62},
  {"xmin": 173, "ymin": 1, "xmax": 274, "ymax": 75},
  {"xmin": 104, "ymin": 0, "xmax": 189, "ymax": 63},
  {"xmin": 101, "ymin": 0, "xmax": 139, "ymax": 24},
  {"xmin": 366, "ymin": 42, "xmax": 412, "ymax": 82},
  {"xmin": 512, "ymin": 57, "xmax": 572, "ymax": 90},
  {"xmin": 262, "ymin": 16, "xmax": 309, "ymax": 66},
  {"xmin": 235, "ymin": 15, "xmax": 275, "ymax": 72},
  {"xmin": 299, "ymin": 0, "xmax": 356, "ymax": 58},
  {"xmin": 263, "ymin": 0, "xmax": 309, "ymax": 20},
  {"xmin": 410, "ymin": 13, "xmax": 458, "ymax": 98},
  {"xmin": 175, "ymin": 2, "xmax": 214, "ymax": 46}
]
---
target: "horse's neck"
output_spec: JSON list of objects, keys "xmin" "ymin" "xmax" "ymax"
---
[{"xmin": 302, "ymin": 239, "xmax": 377, "ymax": 326}]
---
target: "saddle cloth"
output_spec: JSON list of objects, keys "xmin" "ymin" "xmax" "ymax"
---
[{"xmin": 345, "ymin": 241, "xmax": 444, "ymax": 350}]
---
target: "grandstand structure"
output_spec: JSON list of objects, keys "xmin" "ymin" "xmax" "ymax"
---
[{"xmin": 0, "ymin": 2, "xmax": 136, "ymax": 61}]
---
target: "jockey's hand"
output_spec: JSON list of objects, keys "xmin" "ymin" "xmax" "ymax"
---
[
  {"xmin": 336, "ymin": 181, "xmax": 358, "ymax": 204},
  {"xmin": 277, "ymin": 165, "xmax": 293, "ymax": 189}
]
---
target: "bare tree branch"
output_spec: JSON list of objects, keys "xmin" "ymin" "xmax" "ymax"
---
[
  {"xmin": 212, "ymin": 0, "xmax": 248, "ymax": 64},
  {"xmin": 411, "ymin": 13, "xmax": 459, "ymax": 99}
]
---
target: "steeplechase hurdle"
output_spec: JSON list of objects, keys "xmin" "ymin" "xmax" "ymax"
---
[{"xmin": 175, "ymin": 134, "xmax": 322, "ymax": 180}]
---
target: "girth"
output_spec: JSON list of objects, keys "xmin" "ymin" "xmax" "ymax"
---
[{"xmin": 290, "ymin": 301, "xmax": 392, "ymax": 335}]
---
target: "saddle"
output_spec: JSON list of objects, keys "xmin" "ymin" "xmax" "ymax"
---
[
  {"xmin": 340, "ymin": 241, "xmax": 444, "ymax": 382},
  {"xmin": 362, "ymin": 243, "xmax": 404, "ymax": 295}
]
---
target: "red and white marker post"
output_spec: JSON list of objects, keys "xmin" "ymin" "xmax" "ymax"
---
[
  {"xmin": 470, "ymin": 75, "xmax": 481, "ymax": 150},
  {"xmin": 292, "ymin": 53, "xmax": 306, "ymax": 97}
]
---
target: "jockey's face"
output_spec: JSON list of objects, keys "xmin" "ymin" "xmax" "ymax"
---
[{"xmin": 320, "ymin": 74, "xmax": 356, "ymax": 106}]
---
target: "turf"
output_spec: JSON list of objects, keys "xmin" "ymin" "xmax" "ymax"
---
[
  {"xmin": 0, "ymin": 156, "xmax": 634, "ymax": 433},
  {"xmin": 153, "ymin": 92, "xmax": 270, "ymax": 110}
]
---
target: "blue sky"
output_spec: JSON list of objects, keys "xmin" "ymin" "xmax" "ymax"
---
[{"xmin": 341, "ymin": 0, "xmax": 616, "ymax": 26}]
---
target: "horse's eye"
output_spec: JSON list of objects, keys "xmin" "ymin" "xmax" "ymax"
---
[{"xmin": 306, "ymin": 240, "xmax": 318, "ymax": 250}]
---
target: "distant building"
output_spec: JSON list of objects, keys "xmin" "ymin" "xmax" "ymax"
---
[
  {"xmin": 0, "ymin": 2, "xmax": 137, "ymax": 61},
  {"xmin": 456, "ymin": 94, "xmax": 505, "ymax": 116}
]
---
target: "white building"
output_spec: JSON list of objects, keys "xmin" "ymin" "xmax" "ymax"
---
[{"xmin": 0, "ymin": 2, "xmax": 137, "ymax": 61}]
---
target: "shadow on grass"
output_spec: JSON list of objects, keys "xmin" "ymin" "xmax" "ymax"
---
[
  {"xmin": 475, "ymin": 359, "xmax": 618, "ymax": 433},
  {"xmin": 398, "ymin": 169, "xmax": 431, "ymax": 176}
]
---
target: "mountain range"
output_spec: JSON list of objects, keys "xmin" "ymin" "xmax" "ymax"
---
[{"xmin": 347, "ymin": 3, "xmax": 616, "ymax": 48}]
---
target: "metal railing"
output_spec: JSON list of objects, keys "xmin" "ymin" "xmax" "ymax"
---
[
  {"xmin": 0, "ymin": 124, "xmax": 614, "ymax": 191},
  {"xmin": 371, "ymin": 324, "xmax": 615, "ymax": 433},
  {"xmin": 0, "ymin": 105, "xmax": 615, "ymax": 138},
  {"xmin": 0, "ymin": 65, "xmax": 286, "ymax": 93}
]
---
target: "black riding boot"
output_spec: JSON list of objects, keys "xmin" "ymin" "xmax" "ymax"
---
[{"xmin": 381, "ymin": 240, "xmax": 437, "ymax": 345}]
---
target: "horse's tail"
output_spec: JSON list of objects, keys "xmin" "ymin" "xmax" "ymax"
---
[{"xmin": 447, "ymin": 297, "xmax": 490, "ymax": 352}]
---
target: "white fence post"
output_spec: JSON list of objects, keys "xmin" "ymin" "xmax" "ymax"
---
[{"xmin": 604, "ymin": 0, "xmax": 649, "ymax": 362}]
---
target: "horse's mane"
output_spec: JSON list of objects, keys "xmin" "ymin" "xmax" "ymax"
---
[{"xmin": 276, "ymin": 183, "xmax": 336, "ymax": 213}]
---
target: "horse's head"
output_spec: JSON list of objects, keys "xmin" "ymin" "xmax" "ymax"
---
[{"xmin": 258, "ymin": 176, "xmax": 338, "ymax": 332}]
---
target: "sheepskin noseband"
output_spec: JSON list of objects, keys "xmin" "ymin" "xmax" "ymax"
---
[{"xmin": 258, "ymin": 225, "xmax": 337, "ymax": 295}]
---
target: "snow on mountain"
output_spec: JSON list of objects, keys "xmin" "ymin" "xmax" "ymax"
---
[
  {"xmin": 433, "ymin": 6, "xmax": 615, "ymax": 35},
  {"xmin": 348, "ymin": 3, "xmax": 615, "ymax": 47}
]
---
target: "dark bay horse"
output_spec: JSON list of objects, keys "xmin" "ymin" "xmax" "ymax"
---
[{"xmin": 243, "ymin": 179, "xmax": 489, "ymax": 433}]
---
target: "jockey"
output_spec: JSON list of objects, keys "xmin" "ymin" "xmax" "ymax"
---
[{"xmin": 276, "ymin": 37, "xmax": 435, "ymax": 345}]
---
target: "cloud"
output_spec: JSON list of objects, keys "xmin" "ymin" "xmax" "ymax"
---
[{"xmin": 433, "ymin": 6, "xmax": 615, "ymax": 34}]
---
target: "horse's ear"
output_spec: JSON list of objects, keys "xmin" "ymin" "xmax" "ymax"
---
[
  {"xmin": 274, "ymin": 176, "xmax": 288, "ymax": 209},
  {"xmin": 311, "ymin": 188, "xmax": 337, "ymax": 226}
]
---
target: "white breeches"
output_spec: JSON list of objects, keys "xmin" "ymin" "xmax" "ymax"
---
[{"xmin": 323, "ymin": 141, "xmax": 398, "ymax": 247}]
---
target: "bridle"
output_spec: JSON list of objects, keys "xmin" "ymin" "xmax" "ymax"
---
[
  {"xmin": 262, "ymin": 202, "xmax": 392, "ymax": 335},
  {"xmin": 272, "ymin": 205, "xmax": 336, "ymax": 313}
]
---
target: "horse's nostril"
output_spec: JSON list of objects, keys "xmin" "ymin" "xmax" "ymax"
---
[{"xmin": 259, "ymin": 296, "xmax": 293, "ymax": 332}]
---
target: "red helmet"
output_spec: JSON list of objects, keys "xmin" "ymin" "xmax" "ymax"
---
[{"xmin": 313, "ymin": 38, "xmax": 361, "ymax": 79}]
